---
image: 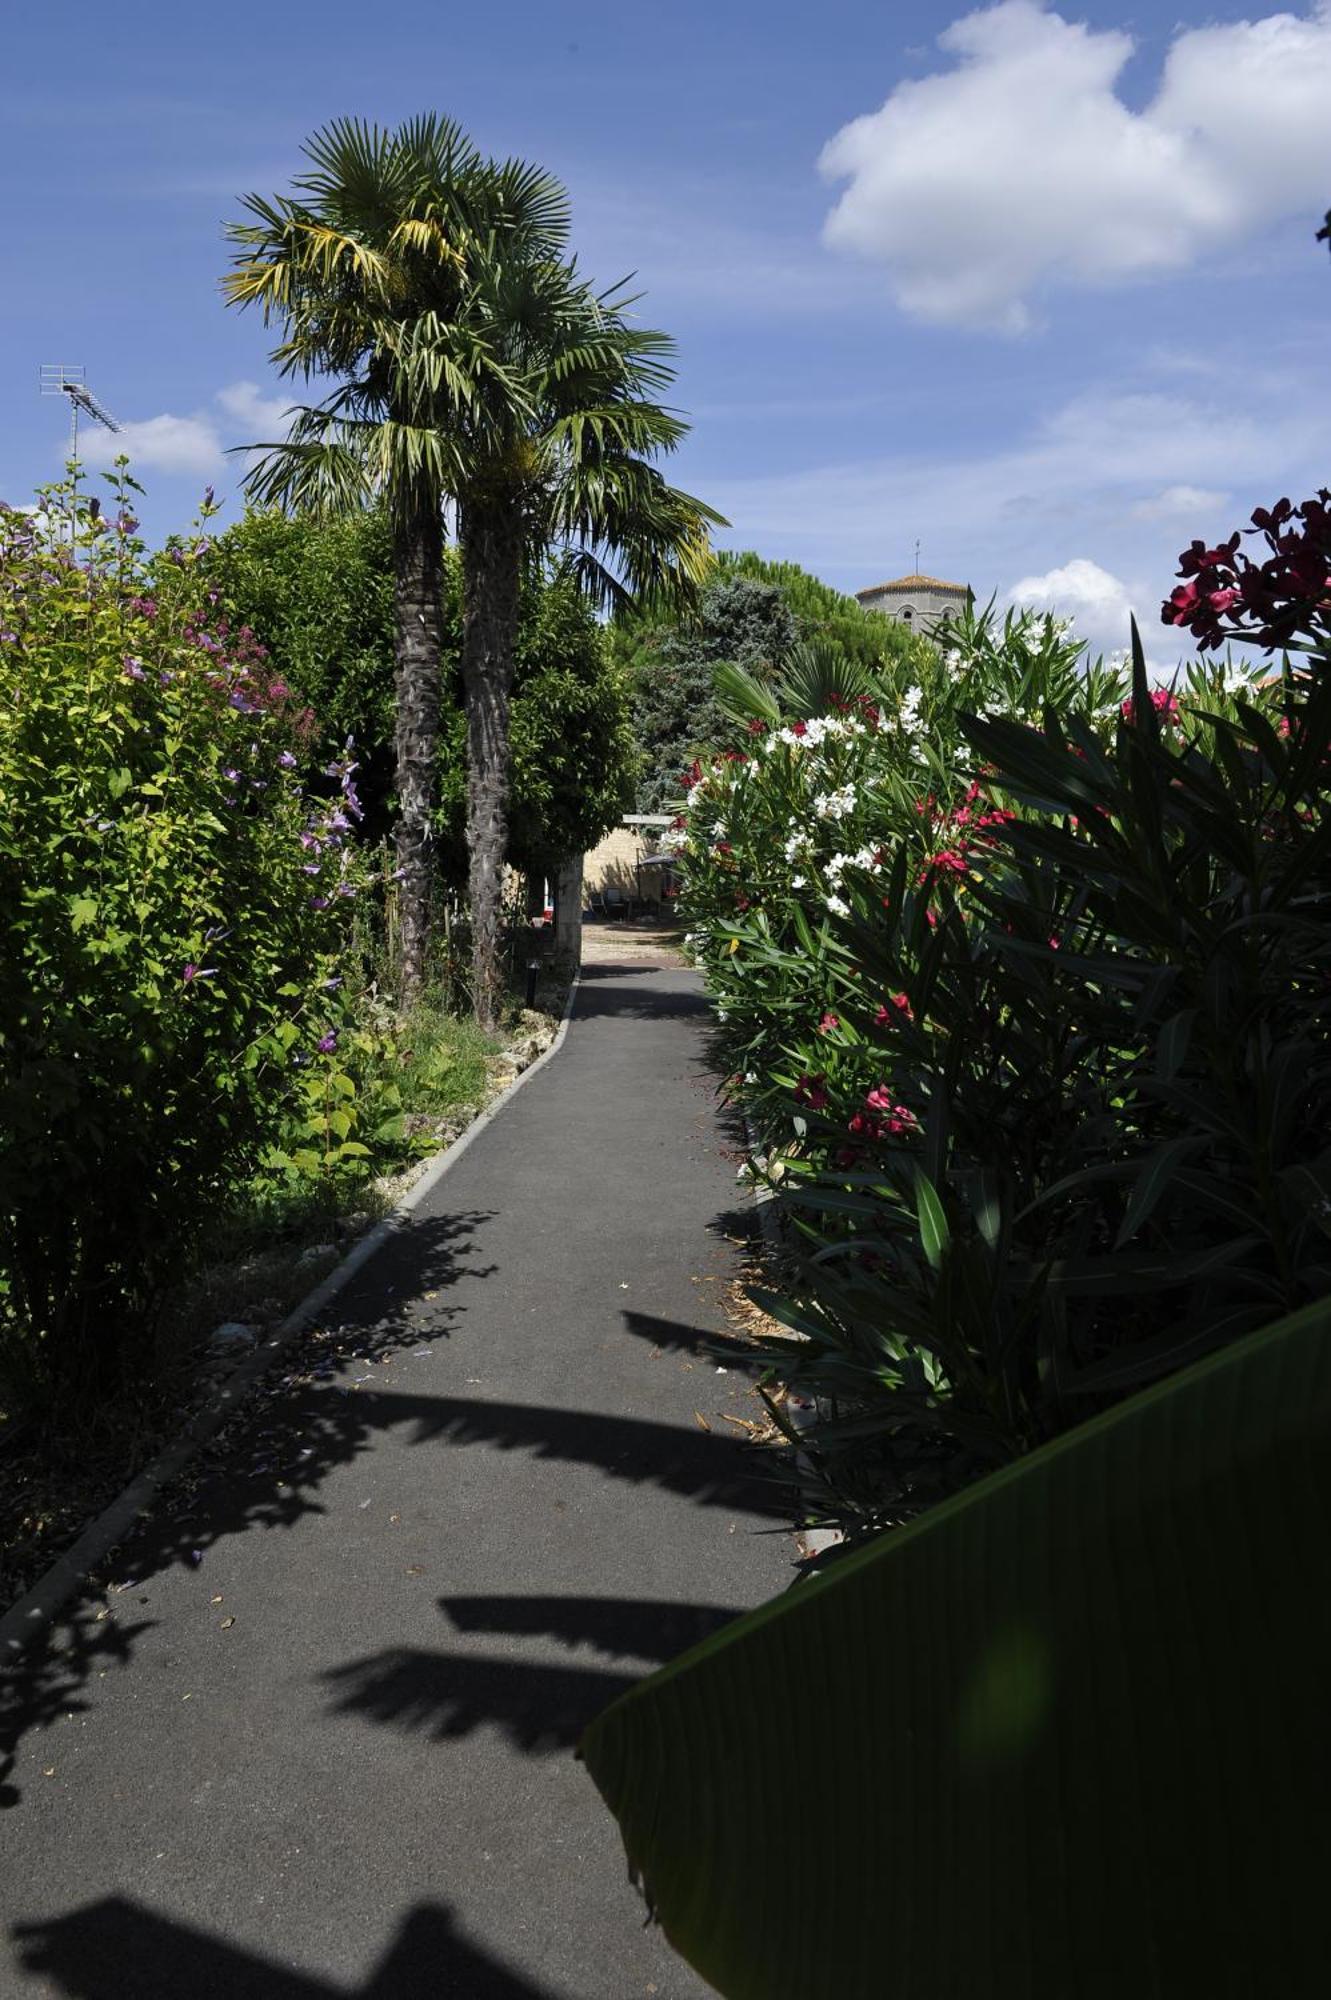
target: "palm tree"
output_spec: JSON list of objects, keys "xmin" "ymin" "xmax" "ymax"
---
[
  {"xmin": 223, "ymin": 115, "xmax": 569, "ymax": 1001},
  {"xmin": 447, "ymin": 253, "xmax": 722, "ymax": 1022},
  {"xmin": 226, "ymin": 118, "xmax": 721, "ymax": 1027}
]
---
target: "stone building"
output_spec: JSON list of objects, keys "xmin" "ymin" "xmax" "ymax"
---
[{"xmin": 855, "ymin": 571, "xmax": 972, "ymax": 631}]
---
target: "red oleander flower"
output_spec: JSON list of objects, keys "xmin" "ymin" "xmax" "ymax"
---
[
  {"xmin": 794, "ymin": 1073, "xmax": 828, "ymax": 1110},
  {"xmin": 818, "ymin": 1011, "xmax": 840, "ymax": 1033}
]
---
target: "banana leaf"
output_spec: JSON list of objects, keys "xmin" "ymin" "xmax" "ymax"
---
[{"xmin": 581, "ymin": 1297, "xmax": 1331, "ymax": 1998}]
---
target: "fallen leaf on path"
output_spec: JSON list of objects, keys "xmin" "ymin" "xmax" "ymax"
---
[
  {"xmin": 405, "ymin": 1564, "xmax": 424, "ymax": 1575},
  {"xmin": 220, "ymin": 1617, "xmax": 235, "ymax": 1630},
  {"xmin": 42, "ymin": 1766, "xmax": 55, "ymax": 1778},
  {"xmin": 388, "ymin": 1513, "xmax": 401, "ymax": 1524},
  {"xmin": 210, "ymin": 1594, "xmax": 224, "ymax": 1606},
  {"xmin": 693, "ymin": 1410, "xmax": 712, "ymax": 1432}
]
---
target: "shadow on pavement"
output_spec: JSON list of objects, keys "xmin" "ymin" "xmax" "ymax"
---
[
  {"xmin": 323, "ymin": 1647, "xmax": 636, "ymax": 1753},
  {"xmin": 323, "ymin": 1594, "xmax": 744, "ymax": 1753},
  {"xmin": 12, "ymin": 1895, "xmax": 554, "ymax": 1997},
  {"xmin": 1, "ymin": 1378, "xmax": 777, "ymax": 1806},
  {"xmin": 620, "ymin": 1308, "xmax": 767, "ymax": 1373},
  {"xmin": 573, "ymin": 978, "xmax": 711, "ymax": 1024},
  {"xmin": 1, "ymin": 1208, "xmax": 493, "ymax": 1810},
  {"xmin": 392, "ymin": 1394, "xmax": 789, "ymax": 1516},
  {"xmin": 440, "ymin": 1592, "xmax": 742, "ymax": 1660}
]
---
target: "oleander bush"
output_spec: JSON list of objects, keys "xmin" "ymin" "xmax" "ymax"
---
[
  {"xmin": 0, "ymin": 473, "xmax": 382, "ymax": 1409},
  {"xmin": 678, "ymin": 581, "xmax": 1323, "ymax": 1538}
]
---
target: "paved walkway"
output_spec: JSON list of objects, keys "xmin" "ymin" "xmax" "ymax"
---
[{"xmin": 1, "ymin": 965, "xmax": 792, "ymax": 1998}]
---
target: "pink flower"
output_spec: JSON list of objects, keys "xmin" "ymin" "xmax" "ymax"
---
[
  {"xmin": 818, "ymin": 1012, "xmax": 840, "ymax": 1034},
  {"xmin": 1121, "ymin": 687, "xmax": 1181, "ymax": 727},
  {"xmin": 794, "ymin": 1073, "xmax": 828, "ymax": 1111},
  {"xmin": 875, "ymin": 992, "xmax": 913, "ymax": 1026}
]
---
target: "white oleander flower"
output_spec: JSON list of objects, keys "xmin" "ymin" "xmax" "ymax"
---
[
  {"xmin": 813, "ymin": 786, "xmax": 856, "ymax": 821},
  {"xmin": 825, "ymin": 893, "xmax": 850, "ymax": 917},
  {"xmin": 791, "ymin": 873, "xmax": 807, "ymax": 888}
]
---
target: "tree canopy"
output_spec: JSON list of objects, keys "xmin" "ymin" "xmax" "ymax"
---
[
  {"xmin": 614, "ymin": 552, "xmax": 935, "ymax": 810},
  {"xmin": 207, "ymin": 509, "xmax": 634, "ymax": 872}
]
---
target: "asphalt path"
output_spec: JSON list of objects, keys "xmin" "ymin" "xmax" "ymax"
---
[{"xmin": 0, "ymin": 963, "xmax": 793, "ymax": 1998}]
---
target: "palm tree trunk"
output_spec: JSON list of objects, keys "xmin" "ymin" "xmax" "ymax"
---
[
  {"xmin": 460, "ymin": 505, "xmax": 524, "ymax": 1031},
  {"xmin": 553, "ymin": 854, "xmax": 583, "ymax": 968},
  {"xmin": 392, "ymin": 507, "xmax": 444, "ymax": 1005}
]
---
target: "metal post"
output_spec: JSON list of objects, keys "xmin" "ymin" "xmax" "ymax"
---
[{"xmin": 525, "ymin": 961, "xmax": 539, "ymax": 1009}]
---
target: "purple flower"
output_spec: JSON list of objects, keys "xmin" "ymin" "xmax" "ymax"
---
[
  {"xmin": 116, "ymin": 513, "xmax": 139, "ymax": 535},
  {"xmin": 316, "ymin": 1031, "xmax": 338, "ymax": 1054},
  {"xmin": 302, "ymin": 862, "xmax": 321, "ymax": 875},
  {"xmin": 0, "ymin": 631, "xmax": 17, "ymax": 644},
  {"xmin": 222, "ymin": 767, "xmax": 241, "ymax": 783},
  {"xmin": 122, "ymin": 656, "xmax": 146, "ymax": 680},
  {"xmin": 310, "ymin": 896, "xmax": 329, "ymax": 911},
  {"xmin": 182, "ymin": 962, "xmax": 218, "ymax": 984},
  {"xmin": 278, "ymin": 750, "xmax": 298, "ymax": 770}
]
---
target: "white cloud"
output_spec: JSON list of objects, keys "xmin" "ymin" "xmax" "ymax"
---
[
  {"xmin": 82, "ymin": 413, "xmax": 223, "ymax": 477},
  {"xmin": 1004, "ymin": 556, "xmax": 1137, "ymax": 661},
  {"xmin": 216, "ymin": 380, "xmax": 296, "ymax": 438},
  {"xmin": 1131, "ymin": 485, "xmax": 1229, "ymax": 523},
  {"xmin": 819, "ymin": 1, "xmax": 1331, "ymax": 330}
]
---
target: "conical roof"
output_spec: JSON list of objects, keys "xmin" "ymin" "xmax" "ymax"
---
[{"xmin": 856, "ymin": 572, "xmax": 971, "ymax": 599}]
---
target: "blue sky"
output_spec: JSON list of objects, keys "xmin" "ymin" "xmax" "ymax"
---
[{"xmin": 4, "ymin": 0, "xmax": 1329, "ymax": 662}]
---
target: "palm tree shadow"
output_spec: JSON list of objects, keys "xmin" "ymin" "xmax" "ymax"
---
[
  {"xmin": 1, "ymin": 1207, "xmax": 494, "ymax": 1810},
  {"xmin": 322, "ymin": 1593, "xmax": 746, "ymax": 1754},
  {"xmin": 12, "ymin": 1895, "xmax": 553, "ymax": 1997}
]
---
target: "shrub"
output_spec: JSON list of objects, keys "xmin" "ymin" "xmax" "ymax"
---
[
  {"xmin": 0, "ymin": 473, "xmax": 369, "ymax": 1408},
  {"xmin": 678, "ymin": 597, "xmax": 1313, "ymax": 1537}
]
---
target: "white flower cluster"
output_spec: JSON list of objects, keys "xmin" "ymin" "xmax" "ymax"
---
[
  {"xmin": 783, "ymin": 831, "xmax": 805, "ymax": 861},
  {"xmin": 1212, "ymin": 660, "xmax": 1255, "ymax": 698},
  {"xmin": 813, "ymin": 785, "xmax": 856, "ymax": 821},
  {"xmin": 659, "ymin": 827, "xmax": 688, "ymax": 852},
  {"xmin": 824, "ymin": 844, "xmax": 880, "ymax": 884},
  {"xmin": 825, "ymin": 894, "xmax": 850, "ymax": 917},
  {"xmin": 762, "ymin": 714, "xmax": 866, "ymax": 755},
  {"xmin": 898, "ymin": 686, "xmax": 925, "ymax": 733}
]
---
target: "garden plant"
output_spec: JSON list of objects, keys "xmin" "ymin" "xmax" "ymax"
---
[
  {"xmin": 675, "ymin": 541, "xmax": 1328, "ymax": 1538},
  {"xmin": 0, "ymin": 471, "xmax": 392, "ymax": 1415}
]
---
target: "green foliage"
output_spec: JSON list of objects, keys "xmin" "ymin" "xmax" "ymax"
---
[
  {"xmin": 0, "ymin": 471, "xmax": 367, "ymax": 1409},
  {"xmin": 618, "ymin": 572, "xmax": 798, "ymax": 811},
  {"xmin": 678, "ymin": 599, "xmax": 1318, "ymax": 1534},
  {"xmin": 618, "ymin": 557, "xmax": 936, "ymax": 811},
  {"xmin": 204, "ymin": 509, "xmax": 397, "ymax": 835},
  {"xmin": 716, "ymin": 548, "xmax": 932, "ymax": 670},
  {"xmin": 208, "ymin": 511, "xmax": 634, "ymax": 874},
  {"xmin": 583, "ymin": 1295, "xmax": 1331, "ymax": 1998},
  {"xmin": 438, "ymin": 559, "xmax": 637, "ymax": 872}
]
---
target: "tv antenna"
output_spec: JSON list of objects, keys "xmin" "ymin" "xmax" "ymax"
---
[{"xmin": 39, "ymin": 365, "xmax": 122, "ymax": 465}]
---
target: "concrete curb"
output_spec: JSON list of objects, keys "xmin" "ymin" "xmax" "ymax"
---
[{"xmin": 0, "ymin": 975, "xmax": 582, "ymax": 1668}]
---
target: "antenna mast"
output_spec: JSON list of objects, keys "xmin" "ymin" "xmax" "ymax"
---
[{"xmin": 39, "ymin": 366, "xmax": 123, "ymax": 533}]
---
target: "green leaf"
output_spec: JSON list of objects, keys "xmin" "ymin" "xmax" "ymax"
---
[
  {"xmin": 580, "ymin": 1297, "xmax": 1331, "ymax": 1999},
  {"xmin": 915, "ymin": 1171, "xmax": 949, "ymax": 1270},
  {"xmin": 1114, "ymin": 1133, "xmax": 1206, "ymax": 1249}
]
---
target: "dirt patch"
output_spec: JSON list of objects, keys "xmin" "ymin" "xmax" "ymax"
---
[{"xmin": 578, "ymin": 917, "xmax": 687, "ymax": 970}]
